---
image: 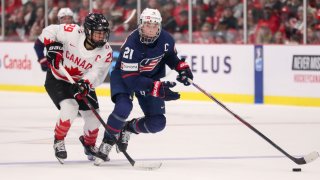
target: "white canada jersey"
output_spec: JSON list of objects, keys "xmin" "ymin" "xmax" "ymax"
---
[{"xmin": 39, "ymin": 24, "xmax": 112, "ymax": 88}]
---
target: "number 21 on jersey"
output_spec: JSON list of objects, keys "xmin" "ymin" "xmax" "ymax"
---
[{"xmin": 123, "ymin": 47, "xmax": 134, "ymax": 60}]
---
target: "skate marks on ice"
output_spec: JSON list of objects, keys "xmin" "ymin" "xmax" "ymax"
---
[
  {"xmin": 0, "ymin": 92, "xmax": 319, "ymax": 179},
  {"xmin": 0, "ymin": 154, "xmax": 303, "ymax": 167}
]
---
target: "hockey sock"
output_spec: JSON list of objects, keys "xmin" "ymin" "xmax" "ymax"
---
[
  {"xmin": 54, "ymin": 119, "xmax": 71, "ymax": 140},
  {"xmin": 83, "ymin": 128, "xmax": 99, "ymax": 146}
]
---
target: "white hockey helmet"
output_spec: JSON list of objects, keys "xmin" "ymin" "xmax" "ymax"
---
[
  {"xmin": 57, "ymin": 8, "xmax": 74, "ymax": 19},
  {"xmin": 138, "ymin": 8, "xmax": 162, "ymax": 44}
]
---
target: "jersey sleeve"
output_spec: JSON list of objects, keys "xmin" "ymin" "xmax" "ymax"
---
[
  {"xmin": 82, "ymin": 45, "xmax": 113, "ymax": 88},
  {"xmin": 38, "ymin": 24, "xmax": 70, "ymax": 45},
  {"xmin": 34, "ymin": 38, "xmax": 45, "ymax": 60}
]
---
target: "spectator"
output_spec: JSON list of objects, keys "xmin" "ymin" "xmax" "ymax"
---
[
  {"xmin": 48, "ymin": 6, "xmax": 60, "ymax": 25},
  {"xmin": 271, "ymin": 30, "xmax": 286, "ymax": 44},
  {"xmin": 161, "ymin": 2, "xmax": 177, "ymax": 33},
  {"xmin": 229, "ymin": 0, "xmax": 243, "ymax": 19},
  {"xmin": 146, "ymin": 0, "xmax": 161, "ymax": 9},
  {"xmin": 57, "ymin": 0, "xmax": 67, "ymax": 9},
  {"xmin": 175, "ymin": 10, "xmax": 189, "ymax": 33},
  {"xmin": 29, "ymin": 6, "xmax": 45, "ymax": 41},
  {"xmin": 24, "ymin": 1, "xmax": 37, "ymax": 36},
  {"xmin": 193, "ymin": 22, "xmax": 214, "ymax": 43},
  {"xmin": 214, "ymin": 31, "xmax": 226, "ymax": 43},
  {"xmin": 6, "ymin": 6, "xmax": 25, "ymax": 41},
  {"xmin": 69, "ymin": 0, "xmax": 81, "ymax": 24},
  {"xmin": 0, "ymin": 0, "xmax": 22, "ymax": 14},
  {"xmin": 255, "ymin": 22, "xmax": 273, "ymax": 44},
  {"xmin": 216, "ymin": 7, "xmax": 238, "ymax": 30},
  {"xmin": 78, "ymin": 0, "xmax": 90, "ymax": 25},
  {"xmin": 173, "ymin": 0, "xmax": 188, "ymax": 25}
]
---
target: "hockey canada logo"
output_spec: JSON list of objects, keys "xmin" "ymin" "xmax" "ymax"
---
[{"xmin": 139, "ymin": 54, "xmax": 164, "ymax": 72}]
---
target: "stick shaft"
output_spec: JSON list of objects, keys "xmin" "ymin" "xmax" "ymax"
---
[{"xmin": 189, "ymin": 79, "xmax": 306, "ymax": 164}]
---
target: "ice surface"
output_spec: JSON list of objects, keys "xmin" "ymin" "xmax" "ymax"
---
[{"xmin": 0, "ymin": 92, "xmax": 319, "ymax": 180}]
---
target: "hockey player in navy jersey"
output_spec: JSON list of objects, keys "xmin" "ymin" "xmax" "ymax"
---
[{"xmin": 94, "ymin": 8, "xmax": 193, "ymax": 165}]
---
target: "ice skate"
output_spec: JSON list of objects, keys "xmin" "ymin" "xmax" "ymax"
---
[
  {"xmin": 94, "ymin": 142, "xmax": 113, "ymax": 166},
  {"xmin": 116, "ymin": 129, "xmax": 131, "ymax": 153},
  {"xmin": 79, "ymin": 136, "xmax": 98, "ymax": 161},
  {"xmin": 116, "ymin": 120, "xmax": 138, "ymax": 153},
  {"xmin": 53, "ymin": 139, "xmax": 67, "ymax": 164}
]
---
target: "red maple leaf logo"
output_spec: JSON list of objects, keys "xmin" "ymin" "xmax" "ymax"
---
[
  {"xmin": 43, "ymin": 38, "xmax": 55, "ymax": 45},
  {"xmin": 84, "ymin": 128, "xmax": 99, "ymax": 145},
  {"xmin": 65, "ymin": 66, "xmax": 83, "ymax": 77}
]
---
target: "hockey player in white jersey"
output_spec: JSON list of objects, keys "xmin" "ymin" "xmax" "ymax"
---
[{"xmin": 38, "ymin": 13, "xmax": 112, "ymax": 164}]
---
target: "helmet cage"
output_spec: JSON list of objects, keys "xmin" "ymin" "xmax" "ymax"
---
[
  {"xmin": 138, "ymin": 8, "xmax": 162, "ymax": 44},
  {"xmin": 138, "ymin": 22, "xmax": 161, "ymax": 44}
]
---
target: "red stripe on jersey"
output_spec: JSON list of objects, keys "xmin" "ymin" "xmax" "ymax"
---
[
  {"xmin": 106, "ymin": 125, "xmax": 121, "ymax": 133},
  {"xmin": 122, "ymin": 72, "xmax": 139, "ymax": 79}
]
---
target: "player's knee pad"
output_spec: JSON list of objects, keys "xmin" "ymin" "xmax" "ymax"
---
[
  {"xmin": 112, "ymin": 94, "xmax": 133, "ymax": 120},
  {"xmin": 59, "ymin": 99, "xmax": 79, "ymax": 121},
  {"xmin": 145, "ymin": 115, "xmax": 166, "ymax": 133}
]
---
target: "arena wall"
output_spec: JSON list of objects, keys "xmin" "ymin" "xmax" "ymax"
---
[{"xmin": 0, "ymin": 42, "xmax": 319, "ymax": 106}]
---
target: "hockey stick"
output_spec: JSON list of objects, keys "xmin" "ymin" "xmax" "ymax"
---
[
  {"xmin": 188, "ymin": 79, "xmax": 319, "ymax": 165},
  {"xmin": 59, "ymin": 64, "xmax": 162, "ymax": 170},
  {"xmin": 123, "ymin": 9, "xmax": 136, "ymax": 24}
]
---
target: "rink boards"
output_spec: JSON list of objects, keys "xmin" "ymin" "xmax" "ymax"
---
[{"xmin": 0, "ymin": 42, "xmax": 319, "ymax": 106}]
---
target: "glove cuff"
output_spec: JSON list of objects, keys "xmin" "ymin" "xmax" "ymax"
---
[
  {"xmin": 175, "ymin": 61, "xmax": 189, "ymax": 71},
  {"xmin": 151, "ymin": 81, "xmax": 161, "ymax": 97}
]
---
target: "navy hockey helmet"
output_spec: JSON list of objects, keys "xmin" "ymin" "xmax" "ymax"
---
[{"xmin": 84, "ymin": 13, "xmax": 110, "ymax": 48}]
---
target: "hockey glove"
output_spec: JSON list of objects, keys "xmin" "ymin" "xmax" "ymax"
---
[
  {"xmin": 70, "ymin": 79, "xmax": 92, "ymax": 100},
  {"xmin": 46, "ymin": 42, "xmax": 64, "ymax": 69},
  {"xmin": 175, "ymin": 58, "xmax": 193, "ymax": 86},
  {"xmin": 150, "ymin": 81, "xmax": 180, "ymax": 101},
  {"xmin": 38, "ymin": 57, "xmax": 48, "ymax": 71}
]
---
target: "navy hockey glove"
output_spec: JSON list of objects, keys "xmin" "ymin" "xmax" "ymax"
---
[
  {"xmin": 150, "ymin": 81, "xmax": 180, "ymax": 101},
  {"xmin": 175, "ymin": 58, "xmax": 193, "ymax": 86},
  {"xmin": 38, "ymin": 57, "xmax": 48, "ymax": 71},
  {"xmin": 46, "ymin": 42, "xmax": 64, "ymax": 69},
  {"xmin": 70, "ymin": 79, "xmax": 92, "ymax": 100}
]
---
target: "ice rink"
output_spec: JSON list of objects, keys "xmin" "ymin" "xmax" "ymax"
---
[{"xmin": 0, "ymin": 91, "xmax": 319, "ymax": 180}]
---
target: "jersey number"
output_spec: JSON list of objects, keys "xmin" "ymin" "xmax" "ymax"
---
[
  {"xmin": 64, "ymin": 24, "xmax": 76, "ymax": 32},
  {"xmin": 105, "ymin": 52, "xmax": 112, "ymax": 62},
  {"xmin": 123, "ymin": 47, "xmax": 134, "ymax": 60}
]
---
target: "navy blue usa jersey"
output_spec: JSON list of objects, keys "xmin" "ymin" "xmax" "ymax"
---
[{"xmin": 114, "ymin": 29, "xmax": 180, "ymax": 92}]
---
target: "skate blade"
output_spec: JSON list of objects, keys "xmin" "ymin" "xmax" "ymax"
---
[
  {"xmin": 94, "ymin": 157, "xmax": 104, "ymax": 166},
  {"xmin": 56, "ymin": 157, "xmax": 65, "ymax": 164}
]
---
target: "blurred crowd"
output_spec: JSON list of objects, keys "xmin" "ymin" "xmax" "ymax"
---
[{"xmin": 1, "ymin": 0, "xmax": 320, "ymax": 44}]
